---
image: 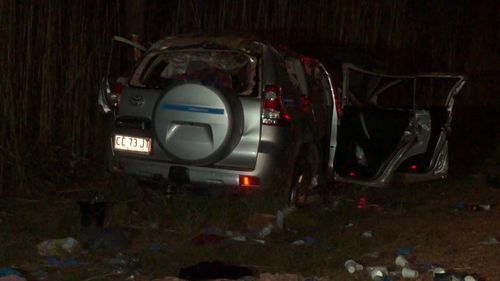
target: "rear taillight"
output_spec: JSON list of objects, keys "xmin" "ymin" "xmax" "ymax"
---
[
  {"xmin": 239, "ymin": 175, "xmax": 260, "ymax": 188},
  {"xmin": 261, "ymin": 85, "xmax": 291, "ymax": 126},
  {"xmin": 106, "ymin": 79, "xmax": 126, "ymax": 110}
]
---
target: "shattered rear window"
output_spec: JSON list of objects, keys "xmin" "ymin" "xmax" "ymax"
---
[{"xmin": 130, "ymin": 50, "xmax": 258, "ymax": 96}]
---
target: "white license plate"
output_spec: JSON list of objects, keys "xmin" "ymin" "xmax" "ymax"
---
[{"xmin": 114, "ymin": 134, "xmax": 151, "ymax": 154}]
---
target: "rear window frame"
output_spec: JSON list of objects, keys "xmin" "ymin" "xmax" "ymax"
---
[{"xmin": 128, "ymin": 48, "xmax": 260, "ymax": 97}]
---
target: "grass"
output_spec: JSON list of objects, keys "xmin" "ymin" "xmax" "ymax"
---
[{"xmin": 1, "ymin": 141, "xmax": 498, "ymax": 280}]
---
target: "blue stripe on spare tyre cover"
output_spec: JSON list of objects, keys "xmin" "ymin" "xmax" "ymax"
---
[{"xmin": 160, "ymin": 103, "xmax": 225, "ymax": 115}]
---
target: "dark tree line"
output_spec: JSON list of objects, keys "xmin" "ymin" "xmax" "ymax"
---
[{"xmin": 0, "ymin": 0, "xmax": 498, "ymax": 194}]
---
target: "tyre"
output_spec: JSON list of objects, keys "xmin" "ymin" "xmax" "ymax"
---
[{"xmin": 153, "ymin": 83, "xmax": 243, "ymax": 166}]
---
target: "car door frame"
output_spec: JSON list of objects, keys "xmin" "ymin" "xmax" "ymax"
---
[
  {"xmin": 332, "ymin": 63, "xmax": 466, "ymax": 187},
  {"xmin": 98, "ymin": 36, "xmax": 147, "ymax": 114}
]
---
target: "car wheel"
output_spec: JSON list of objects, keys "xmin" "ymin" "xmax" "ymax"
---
[{"xmin": 289, "ymin": 147, "xmax": 319, "ymax": 207}]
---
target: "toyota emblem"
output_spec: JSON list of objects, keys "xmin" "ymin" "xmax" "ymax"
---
[{"xmin": 129, "ymin": 95, "xmax": 144, "ymax": 107}]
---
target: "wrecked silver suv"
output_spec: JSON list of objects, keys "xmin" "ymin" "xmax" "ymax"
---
[
  {"xmin": 98, "ymin": 34, "xmax": 338, "ymax": 205},
  {"xmin": 99, "ymin": 34, "xmax": 466, "ymax": 205}
]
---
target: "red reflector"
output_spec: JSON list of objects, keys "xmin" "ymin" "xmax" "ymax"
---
[
  {"xmin": 239, "ymin": 175, "xmax": 260, "ymax": 187},
  {"xmin": 113, "ymin": 82, "xmax": 125, "ymax": 94},
  {"xmin": 299, "ymin": 55, "xmax": 313, "ymax": 66},
  {"xmin": 349, "ymin": 171, "xmax": 356, "ymax": 177},
  {"xmin": 334, "ymin": 92, "xmax": 342, "ymax": 117},
  {"xmin": 410, "ymin": 165, "xmax": 417, "ymax": 170}
]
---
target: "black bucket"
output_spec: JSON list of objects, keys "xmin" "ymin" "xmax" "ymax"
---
[{"xmin": 79, "ymin": 201, "xmax": 107, "ymax": 229}]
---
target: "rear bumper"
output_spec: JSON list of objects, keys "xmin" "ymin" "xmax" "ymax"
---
[{"xmin": 111, "ymin": 150, "xmax": 288, "ymax": 191}]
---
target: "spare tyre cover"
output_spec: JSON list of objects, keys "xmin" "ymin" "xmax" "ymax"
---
[{"xmin": 153, "ymin": 83, "xmax": 242, "ymax": 165}]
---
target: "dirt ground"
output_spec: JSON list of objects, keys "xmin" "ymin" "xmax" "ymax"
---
[
  {"xmin": 1, "ymin": 107, "xmax": 498, "ymax": 281},
  {"xmin": 1, "ymin": 172, "xmax": 499, "ymax": 281}
]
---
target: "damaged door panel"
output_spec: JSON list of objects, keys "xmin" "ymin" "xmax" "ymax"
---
[{"xmin": 333, "ymin": 63, "xmax": 465, "ymax": 187}]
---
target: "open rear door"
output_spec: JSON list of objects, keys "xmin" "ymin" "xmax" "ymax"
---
[
  {"xmin": 334, "ymin": 64, "xmax": 465, "ymax": 187},
  {"xmin": 98, "ymin": 36, "xmax": 146, "ymax": 114}
]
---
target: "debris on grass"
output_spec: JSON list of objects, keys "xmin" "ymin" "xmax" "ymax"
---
[
  {"xmin": 257, "ymin": 223, "xmax": 273, "ymax": 238},
  {"xmin": 344, "ymin": 259, "xmax": 364, "ymax": 274},
  {"xmin": 394, "ymin": 255, "xmax": 409, "ymax": 267},
  {"xmin": 361, "ymin": 230, "xmax": 373, "ymax": 239},
  {"xmin": 276, "ymin": 206, "xmax": 296, "ymax": 229},
  {"xmin": 36, "ymin": 237, "xmax": 80, "ymax": 257},
  {"xmin": 479, "ymin": 237, "xmax": 499, "ymax": 245},
  {"xmin": 365, "ymin": 266, "xmax": 389, "ymax": 280},
  {"xmin": 0, "ymin": 268, "xmax": 26, "ymax": 281},
  {"xmin": 0, "ymin": 268, "xmax": 21, "ymax": 277},
  {"xmin": 291, "ymin": 236, "xmax": 316, "ymax": 245},
  {"xmin": 453, "ymin": 203, "xmax": 492, "ymax": 211}
]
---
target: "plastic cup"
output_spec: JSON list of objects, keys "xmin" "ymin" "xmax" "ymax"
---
[
  {"xmin": 344, "ymin": 259, "xmax": 363, "ymax": 274},
  {"xmin": 432, "ymin": 267, "xmax": 446, "ymax": 275},
  {"xmin": 395, "ymin": 255, "xmax": 409, "ymax": 267},
  {"xmin": 366, "ymin": 267, "xmax": 388, "ymax": 280},
  {"xmin": 402, "ymin": 267, "xmax": 419, "ymax": 278}
]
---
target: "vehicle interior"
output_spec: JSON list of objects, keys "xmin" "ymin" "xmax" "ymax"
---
[{"xmin": 334, "ymin": 66, "xmax": 463, "ymax": 182}]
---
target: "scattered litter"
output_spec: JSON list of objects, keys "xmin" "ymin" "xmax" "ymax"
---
[
  {"xmin": 363, "ymin": 251, "xmax": 380, "ymax": 258},
  {"xmin": 432, "ymin": 267, "xmax": 446, "ymax": 275},
  {"xmin": 339, "ymin": 220, "xmax": 354, "ymax": 233},
  {"xmin": 37, "ymin": 237, "xmax": 80, "ymax": 257},
  {"xmin": 366, "ymin": 266, "xmax": 388, "ymax": 280},
  {"xmin": 252, "ymin": 239, "xmax": 266, "ymax": 244},
  {"xmin": 291, "ymin": 237, "xmax": 316, "ymax": 245},
  {"xmin": 401, "ymin": 267, "xmax": 419, "ymax": 278},
  {"xmin": 81, "ymin": 228, "xmax": 129, "ymax": 250},
  {"xmin": 361, "ymin": 230, "xmax": 373, "ymax": 239},
  {"xmin": 479, "ymin": 237, "xmax": 499, "ymax": 245},
  {"xmin": 394, "ymin": 255, "xmax": 409, "ymax": 267},
  {"xmin": 230, "ymin": 235, "xmax": 247, "ymax": 242},
  {"xmin": 453, "ymin": 203, "xmax": 492, "ymax": 211},
  {"xmin": 46, "ymin": 256, "xmax": 80, "ymax": 267},
  {"xmin": 276, "ymin": 206, "xmax": 296, "ymax": 229},
  {"xmin": 344, "ymin": 259, "xmax": 364, "ymax": 274},
  {"xmin": 178, "ymin": 260, "xmax": 252, "ymax": 281},
  {"xmin": 357, "ymin": 197, "xmax": 368, "ymax": 209},
  {"xmin": 395, "ymin": 247, "xmax": 414, "ymax": 257},
  {"xmin": 257, "ymin": 223, "xmax": 274, "ymax": 238},
  {"xmin": 0, "ymin": 269, "xmax": 21, "ymax": 278},
  {"xmin": 192, "ymin": 234, "xmax": 227, "ymax": 246},
  {"xmin": 356, "ymin": 197, "xmax": 384, "ymax": 212}
]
